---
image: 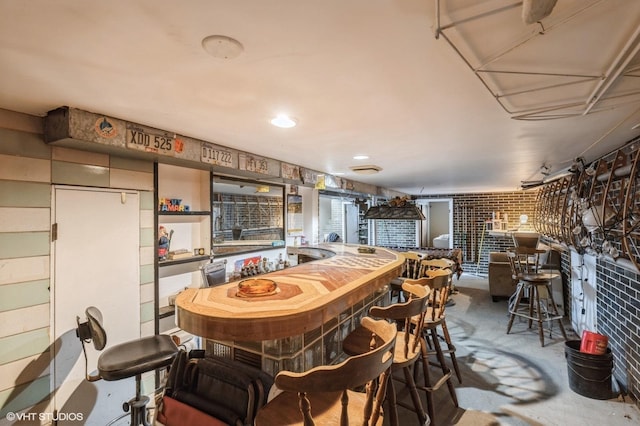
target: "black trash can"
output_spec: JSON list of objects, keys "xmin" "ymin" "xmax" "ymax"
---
[{"xmin": 565, "ymin": 340, "xmax": 613, "ymax": 400}]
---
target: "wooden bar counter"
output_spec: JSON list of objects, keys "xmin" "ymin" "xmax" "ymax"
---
[{"xmin": 175, "ymin": 244, "xmax": 403, "ymax": 374}]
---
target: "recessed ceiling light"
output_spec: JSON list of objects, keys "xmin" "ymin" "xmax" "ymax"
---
[
  {"xmin": 202, "ymin": 35, "xmax": 244, "ymax": 59},
  {"xmin": 270, "ymin": 114, "xmax": 297, "ymax": 128},
  {"xmin": 353, "ymin": 155, "xmax": 369, "ymax": 160}
]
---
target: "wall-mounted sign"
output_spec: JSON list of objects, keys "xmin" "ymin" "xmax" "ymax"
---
[
  {"xmin": 94, "ymin": 117, "xmax": 118, "ymax": 139},
  {"xmin": 300, "ymin": 168, "xmax": 317, "ymax": 184},
  {"xmin": 126, "ymin": 123, "xmax": 181, "ymax": 156},
  {"xmin": 239, "ymin": 152, "xmax": 269, "ymax": 175},
  {"xmin": 324, "ymin": 174, "xmax": 340, "ymax": 189},
  {"xmin": 201, "ymin": 142, "xmax": 235, "ymax": 168},
  {"xmin": 341, "ymin": 179, "xmax": 354, "ymax": 191},
  {"xmin": 281, "ymin": 162, "xmax": 301, "ymax": 181}
]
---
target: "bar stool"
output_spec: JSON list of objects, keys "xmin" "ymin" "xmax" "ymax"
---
[
  {"xmin": 255, "ymin": 317, "xmax": 397, "ymax": 426},
  {"xmin": 389, "ymin": 251, "xmax": 423, "ymax": 303},
  {"xmin": 411, "ymin": 272, "xmax": 459, "ymax": 425},
  {"xmin": 343, "ymin": 281, "xmax": 431, "ymax": 426},
  {"xmin": 419, "ymin": 257, "xmax": 458, "ymax": 304},
  {"xmin": 421, "ymin": 267, "xmax": 461, "ymax": 383},
  {"xmin": 506, "ymin": 248, "xmax": 567, "ymax": 347},
  {"xmin": 75, "ymin": 307, "xmax": 178, "ymax": 426}
]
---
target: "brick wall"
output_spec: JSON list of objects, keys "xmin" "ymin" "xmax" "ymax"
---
[
  {"xmin": 597, "ymin": 259, "xmax": 640, "ymax": 401},
  {"xmin": 417, "ymin": 191, "xmax": 539, "ymax": 274},
  {"xmin": 374, "ymin": 220, "xmax": 417, "ymax": 247}
]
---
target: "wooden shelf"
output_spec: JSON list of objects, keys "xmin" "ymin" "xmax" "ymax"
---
[
  {"xmin": 158, "ymin": 255, "xmax": 210, "ymax": 278},
  {"xmin": 159, "ymin": 210, "xmax": 210, "ymax": 216},
  {"xmin": 158, "ymin": 211, "xmax": 211, "ymax": 223}
]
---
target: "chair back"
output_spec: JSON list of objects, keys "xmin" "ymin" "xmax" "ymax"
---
[
  {"xmin": 201, "ymin": 259, "xmax": 228, "ymax": 287},
  {"xmin": 370, "ymin": 282, "xmax": 430, "ymax": 360},
  {"xmin": 75, "ymin": 306, "xmax": 108, "ymax": 381},
  {"xmin": 418, "ymin": 258, "xmax": 454, "ymax": 277},
  {"xmin": 414, "ymin": 269, "xmax": 452, "ymax": 322},
  {"xmin": 85, "ymin": 306, "xmax": 107, "ymax": 350},
  {"xmin": 512, "ymin": 232, "xmax": 541, "ymax": 249},
  {"xmin": 506, "ymin": 247, "xmax": 542, "ymax": 278},
  {"xmin": 274, "ymin": 317, "xmax": 397, "ymax": 426},
  {"xmin": 402, "ymin": 251, "xmax": 423, "ymax": 279}
]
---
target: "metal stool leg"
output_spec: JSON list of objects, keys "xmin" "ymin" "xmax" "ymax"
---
[{"xmin": 106, "ymin": 373, "xmax": 151, "ymax": 426}]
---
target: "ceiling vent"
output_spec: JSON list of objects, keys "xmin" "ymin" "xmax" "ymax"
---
[{"xmin": 350, "ymin": 165, "xmax": 382, "ymax": 175}]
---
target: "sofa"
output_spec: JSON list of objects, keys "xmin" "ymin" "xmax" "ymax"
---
[{"xmin": 488, "ymin": 252, "xmax": 516, "ymax": 302}]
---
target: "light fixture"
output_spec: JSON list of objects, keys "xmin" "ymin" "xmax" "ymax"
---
[
  {"xmin": 270, "ymin": 114, "xmax": 297, "ymax": 128},
  {"xmin": 255, "ymin": 185, "xmax": 270, "ymax": 193},
  {"xmin": 202, "ymin": 35, "xmax": 244, "ymax": 59},
  {"xmin": 353, "ymin": 155, "xmax": 369, "ymax": 160}
]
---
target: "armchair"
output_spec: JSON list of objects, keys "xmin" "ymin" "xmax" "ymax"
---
[{"xmin": 488, "ymin": 252, "xmax": 516, "ymax": 302}]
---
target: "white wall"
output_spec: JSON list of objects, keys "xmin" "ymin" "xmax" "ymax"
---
[{"xmin": 570, "ymin": 251, "xmax": 597, "ymax": 335}]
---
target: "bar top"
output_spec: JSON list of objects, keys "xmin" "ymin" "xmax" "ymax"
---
[{"xmin": 175, "ymin": 244, "xmax": 403, "ymax": 341}]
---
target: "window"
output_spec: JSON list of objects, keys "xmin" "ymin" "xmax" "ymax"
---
[{"xmin": 211, "ymin": 176, "xmax": 284, "ymax": 256}]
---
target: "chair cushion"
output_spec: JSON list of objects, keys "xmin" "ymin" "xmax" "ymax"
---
[
  {"xmin": 157, "ymin": 396, "xmax": 227, "ymax": 426},
  {"xmin": 98, "ymin": 334, "xmax": 178, "ymax": 381}
]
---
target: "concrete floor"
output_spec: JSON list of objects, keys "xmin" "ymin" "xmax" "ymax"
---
[{"xmin": 388, "ymin": 274, "xmax": 640, "ymax": 426}]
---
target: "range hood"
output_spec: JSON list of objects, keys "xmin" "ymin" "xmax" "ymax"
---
[{"xmin": 363, "ymin": 205, "xmax": 426, "ymax": 220}]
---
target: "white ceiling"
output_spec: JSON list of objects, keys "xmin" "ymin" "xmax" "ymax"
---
[{"xmin": 1, "ymin": 0, "xmax": 639, "ymax": 194}]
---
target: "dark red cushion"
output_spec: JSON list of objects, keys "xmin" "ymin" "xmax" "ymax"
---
[{"xmin": 157, "ymin": 396, "xmax": 227, "ymax": 426}]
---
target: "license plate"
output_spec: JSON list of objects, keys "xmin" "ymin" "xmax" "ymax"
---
[
  {"xmin": 126, "ymin": 128, "xmax": 176, "ymax": 156},
  {"xmin": 201, "ymin": 144, "xmax": 234, "ymax": 168}
]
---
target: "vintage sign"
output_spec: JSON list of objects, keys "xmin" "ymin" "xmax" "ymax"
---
[
  {"xmin": 281, "ymin": 162, "xmax": 301, "ymax": 181},
  {"xmin": 126, "ymin": 123, "xmax": 180, "ymax": 156},
  {"xmin": 239, "ymin": 152, "xmax": 269, "ymax": 175},
  {"xmin": 201, "ymin": 142, "xmax": 235, "ymax": 168}
]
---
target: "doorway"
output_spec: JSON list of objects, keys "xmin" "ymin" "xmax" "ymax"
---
[
  {"xmin": 51, "ymin": 186, "xmax": 140, "ymax": 421},
  {"xmin": 417, "ymin": 199, "xmax": 453, "ymax": 248}
]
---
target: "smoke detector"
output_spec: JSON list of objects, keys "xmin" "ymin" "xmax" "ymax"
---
[{"xmin": 350, "ymin": 165, "xmax": 382, "ymax": 175}]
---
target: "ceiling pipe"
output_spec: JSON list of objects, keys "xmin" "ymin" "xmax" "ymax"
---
[{"xmin": 583, "ymin": 24, "xmax": 640, "ymax": 115}]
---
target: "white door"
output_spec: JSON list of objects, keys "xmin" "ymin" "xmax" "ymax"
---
[
  {"xmin": 344, "ymin": 204, "xmax": 359, "ymax": 244},
  {"xmin": 51, "ymin": 187, "xmax": 140, "ymax": 424}
]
